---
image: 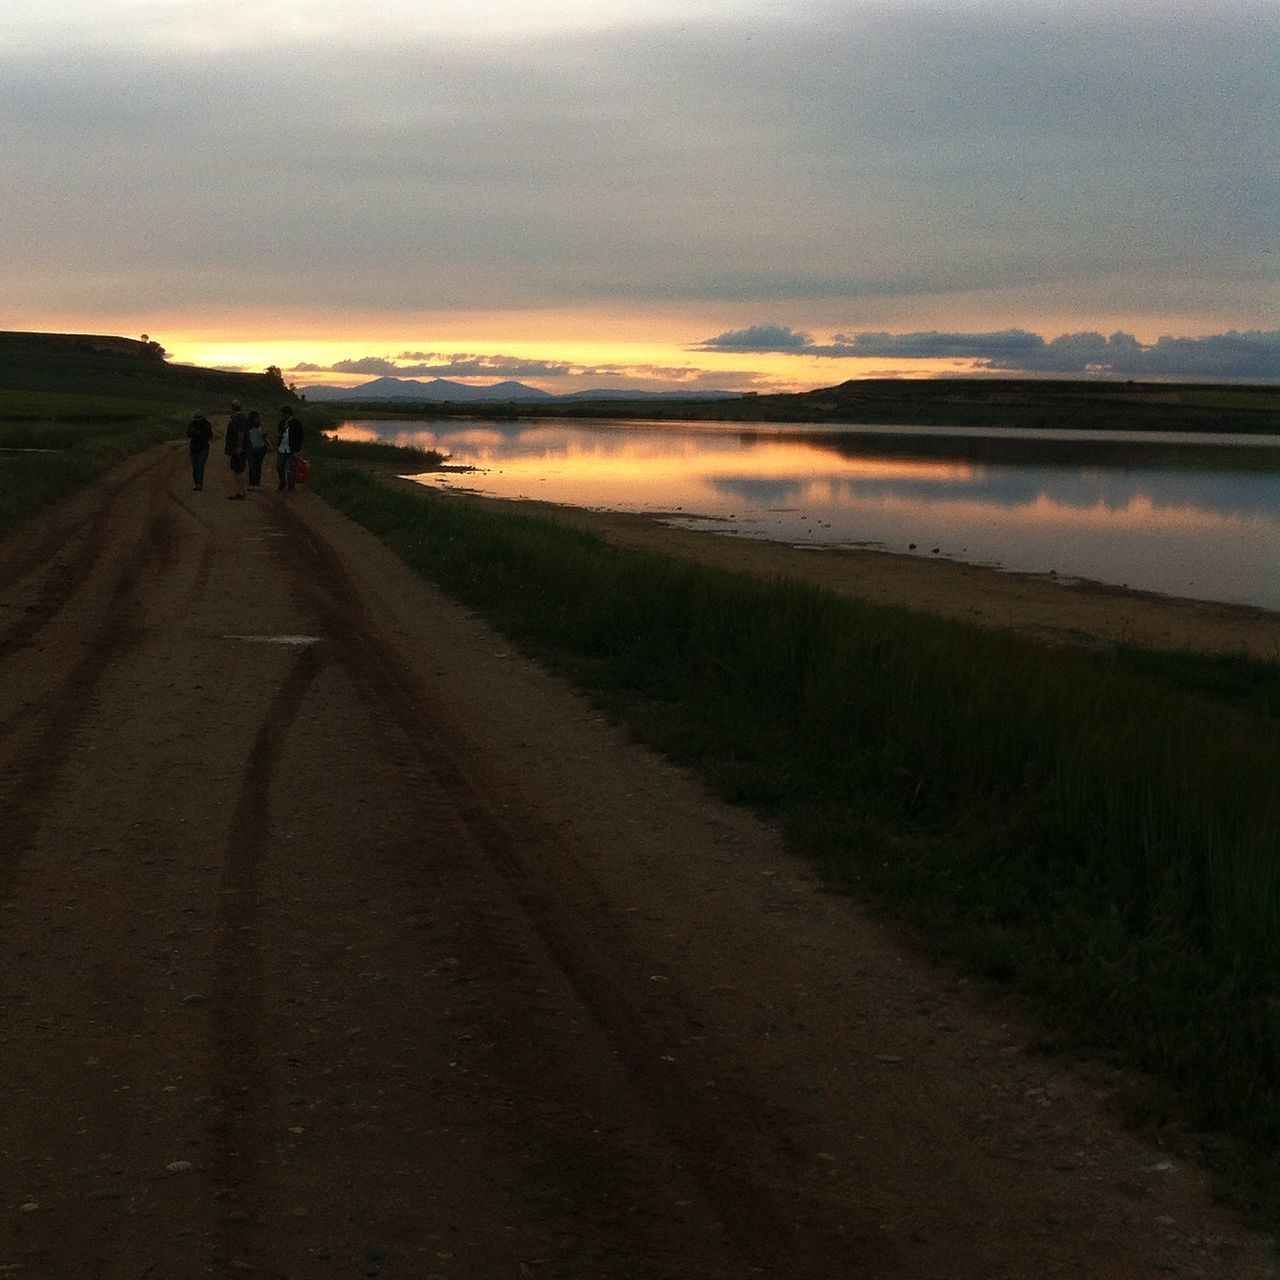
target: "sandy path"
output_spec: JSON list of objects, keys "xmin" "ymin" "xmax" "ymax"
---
[{"xmin": 0, "ymin": 442, "xmax": 1275, "ymax": 1278}]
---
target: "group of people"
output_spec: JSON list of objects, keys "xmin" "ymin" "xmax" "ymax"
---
[{"xmin": 185, "ymin": 400, "xmax": 305, "ymax": 497}]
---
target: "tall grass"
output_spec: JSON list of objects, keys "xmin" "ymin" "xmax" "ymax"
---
[
  {"xmin": 311, "ymin": 463, "xmax": 1280, "ymax": 1189},
  {"xmin": 306, "ymin": 432, "xmax": 446, "ymax": 468},
  {"xmin": 0, "ymin": 405, "xmax": 185, "ymax": 537},
  {"xmin": 0, "ymin": 388, "xmax": 175, "ymax": 425}
]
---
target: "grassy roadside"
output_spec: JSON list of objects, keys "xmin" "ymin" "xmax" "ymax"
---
[
  {"xmin": 310, "ymin": 455, "xmax": 1280, "ymax": 1213},
  {"xmin": 0, "ymin": 391, "xmax": 188, "ymax": 537}
]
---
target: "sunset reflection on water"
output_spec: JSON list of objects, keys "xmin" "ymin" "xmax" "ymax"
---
[{"xmin": 329, "ymin": 418, "xmax": 1280, "ymax": 611}]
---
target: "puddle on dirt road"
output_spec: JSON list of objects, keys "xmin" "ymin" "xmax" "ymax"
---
[{"xmin": 225, "ymin": 634, "xmax": 323, "ymax": 646}]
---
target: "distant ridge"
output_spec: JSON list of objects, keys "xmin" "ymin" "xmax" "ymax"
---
[
  {"xmin": 559, "ymin": 388, "xmax": 742, "ymax": 402},
  {"xmin": 298, "ymin": 375, "xmax": 741, "ymax": 404},
  {"xmin": 300, "ymin": 373, "xmax": 1280, "ymax": 433},
  {"xmin": 299, "ymin": 376, "xmax": 553, "ymax": 403},
  {"xmin": 0, "ymin": 330, "xmax": 166, "ymax": 361},
  {"xmin": 0, "ymin": 330, "xmax": 293, "ymax": 407}
]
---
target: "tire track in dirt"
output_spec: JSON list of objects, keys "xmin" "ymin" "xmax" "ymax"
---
[
  {"xmin": 0, "ymin": 449, "xmax": 176, "ymax": 750},
  {"xmin": 272, "ymin": 499, "xmax": 897, "ymax": 1278},
  {"xmin": 206, "ymin": 642, "xmax": 324, "ymax": 1271},
  {"xmin": 0, "ymin": 493, "xmax": 177, "ymax": 902},
  {"xmin": 0, "ymin": 448, "xmax": 171, "ymax": 662}
]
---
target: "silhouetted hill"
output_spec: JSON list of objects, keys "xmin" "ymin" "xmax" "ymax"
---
[
  {"xmin": 299, "ymin": 377, "xmax": 742, "ymax": 404},
  {"xmin": 0, "ymin": 330, "xmax": 293, "ymax": 408},
  {"xmin": 558, "ymin": 388, "xmax": 741, "ymax": 402},
  {"xmin": 758, "ymin": 378, "xmax": 1280, "ymax": 432},
  {"xmin": 437, "ymin": 377, "xmax": 1277, "ymax": 431},
  {"xmin": 300, "ymin": 376, "xmax": 554, "ymax": 402}
]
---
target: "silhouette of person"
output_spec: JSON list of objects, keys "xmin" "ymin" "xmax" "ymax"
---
[
  {"xmin": 186, "ymin": 412, "xmax": 212, "ymax": 490},
  {"xmin": 246, "ymin": 410, "xmax": 269, "ymax": 489},
  {"xmin": 276, "ymin": 405, "xmax": 304, "ymax": 491},
  {"xmin": 225, "ymin": 399, "xmax": 249, "ymax": 499}
]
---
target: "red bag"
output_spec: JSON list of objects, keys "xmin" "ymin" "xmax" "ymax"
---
[{"xmin": 295, "ymin": 458, "xmax": 311, "ymax": 484}]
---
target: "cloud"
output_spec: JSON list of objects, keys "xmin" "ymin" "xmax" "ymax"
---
[
  {"xmin": 696, "ymin": 325, "xmax": 1280, "ymax": 379},
  {"xmin": 392, "ymin": 352, "xmax": 575, "ymax": 378},
  {"xmin": 294, "ymin": 353, "xmax": 727, "ymax": 383},
  {"xmin": 1085, "ymin": 331, "xmax": 1280, "ymax": 380},
  {"xmin": 328, "ymin": 357, "xmax": 405, "ymax": 377},
  {"xmin": 824, "ymin": 331, "xmax": 1048, "ymax": 361},
  {"xmin": 288, "ymin": 352, "xmax": 757, "ymax": 393},
  {"xmin": 0, "ymin": 3, "xmax": 1273, "ymax": 324},
  {"xmin": 5, "ymin": 1, "xmax": 792, "ymax": 53},
  {"xmin": 695, "ymin": 324, "xmax": 812, "ymax": 353},
  {"xmin": 295, "ymin": 353, "xmax": 576, "ymax": 379}
]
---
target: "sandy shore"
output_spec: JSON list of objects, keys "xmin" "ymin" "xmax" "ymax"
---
[{"xmin": 399, "ymin": 480, "xmax": 1280, "ymax": 660}]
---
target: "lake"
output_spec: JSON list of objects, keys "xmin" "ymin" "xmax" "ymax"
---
[{"xmin": 328, "ymin": 418, "xmax": 1280, "ymax": 613}]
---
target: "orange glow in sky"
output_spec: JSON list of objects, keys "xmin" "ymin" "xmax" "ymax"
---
[
  {"xmin": 15, "ymin": 294, "xmax": 1266, "ymax": 395},
  {"xmin": 162, "ymin": 332, "xmax": 982, "ymax": 395}
]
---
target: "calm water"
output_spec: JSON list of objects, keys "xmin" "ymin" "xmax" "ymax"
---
[{"xmin": 330, "ymin": 418, "xmax": 1280, "ymax": 612}]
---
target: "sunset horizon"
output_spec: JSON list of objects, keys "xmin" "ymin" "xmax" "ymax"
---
[
  {"xmin": 10, "ymin": 312, "xmax": 1277, "ymax": 397},
  {"xmin": 5, "ymin": 1, "xmax": 1274, "ymax": 393}
]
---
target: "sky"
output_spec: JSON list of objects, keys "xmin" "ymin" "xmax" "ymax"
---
[{"xmin": 2, "ymin": 0, "xmax": 1276, "ymax": 392}]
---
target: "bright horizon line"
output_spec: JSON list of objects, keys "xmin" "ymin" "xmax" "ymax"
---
[{"xmin": 9, "ymin": 315, "xmax": 1277, "ymax": 390}]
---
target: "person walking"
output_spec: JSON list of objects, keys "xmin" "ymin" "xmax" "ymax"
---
[
  {"xmin": 225, "ymin": 399, "xmax": 249, "ymax": 500},
  {"xmin": 246, "ymin": 410, "xmax": 269, "ymax": 489},
  {"xmin": 186, "ymin": 411, "xmax": 213, "ymax": 490},
  {"xmin": 276, "ymin": 404, "xmax": 304, "ymax": 491}
]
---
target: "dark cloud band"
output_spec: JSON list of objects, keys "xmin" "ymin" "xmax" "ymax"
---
[
  {"xmin": 695, "ymin": 326, "xmax": 1280, "ymax": 380},
  {"xmin": 294, "ymin": 354, "xmax": 575, "ymax": 379}
]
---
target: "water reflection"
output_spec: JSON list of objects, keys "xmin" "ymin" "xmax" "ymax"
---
[{"xmin": 329, "ymin": 418, "xmax": 1280, "ymax": 611}]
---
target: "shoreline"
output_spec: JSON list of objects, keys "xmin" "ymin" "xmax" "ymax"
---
[{"xmin": 396, "ymin": 476, "xmax": 1280, "ymax": 660}]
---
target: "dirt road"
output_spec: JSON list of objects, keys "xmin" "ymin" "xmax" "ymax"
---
[{"xmin": 1, "ymin": 442, "xmax": 1274, "ymax": 1279}]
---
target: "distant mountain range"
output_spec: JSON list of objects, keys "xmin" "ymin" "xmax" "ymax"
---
[{"xmin": 297, "ymin": 376, "xmax": 741, "ymax": 403}]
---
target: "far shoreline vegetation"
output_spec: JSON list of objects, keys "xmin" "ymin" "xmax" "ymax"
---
[
  {"xmin": 3, "ymin": 329, "xmax": 1280, "ymax": 1215},
  {"xmin": 301, "ymin": 375, "xmax": 1280, "ymax": 436}
]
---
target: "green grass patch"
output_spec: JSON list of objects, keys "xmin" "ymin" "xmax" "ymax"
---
[
  {"xmin": 0, "ymin": 388, "xmax": 171, "ymax": 425},
  {"xmin": 0, "ymin": 409, "xmax": 185, "ymax": 537},
  {"xmin": 1113, "ymin": 644, "xmax": 1280, "ymax": 720},
  {"xmin": 312, "ymin": 461, "xmax": 1280, "ymax": 1203},
  {"xmin": 306, "ymin": 432, "xmax": 447, "ymax": 468}
]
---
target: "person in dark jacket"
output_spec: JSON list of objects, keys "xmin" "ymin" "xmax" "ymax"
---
[
  {"xmin": 225, "ymin": 399, "xmax": 249, "ymax": 500},
  {"xmin": 276, "ymin": 405, "xmax": 304, "ymax": 491},
  {"xmin": 186, "ymin": 412, "xmax": 213, "ymax": 490}
]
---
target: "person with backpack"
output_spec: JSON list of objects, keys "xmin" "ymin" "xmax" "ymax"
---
[
  {"xmin": 246, "ymin": 410, "xmax": 269, "ymax": 489},
  {"xmin": 276, "ymin": 405, "xmax": 305, "ymax": 491},
  {"xmin": 224, "ymin": 399, "xmax": 250, "ymax": 500},
  {"xmin": 185, "ymin": 411, "xmax": 213, "ymax": 490}
]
